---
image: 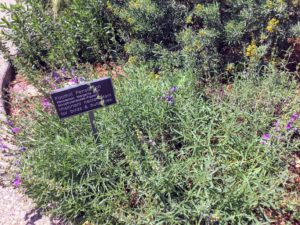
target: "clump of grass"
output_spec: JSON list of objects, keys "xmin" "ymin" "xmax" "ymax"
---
[{"xmin": 17, "ymin": 64, "xmax": 299, "ymax": 224}]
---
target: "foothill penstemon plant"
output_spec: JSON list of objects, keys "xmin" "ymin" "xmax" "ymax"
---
[{"xmin": 6, "ymin": 63, "xmax": 298, "ymax": 224}]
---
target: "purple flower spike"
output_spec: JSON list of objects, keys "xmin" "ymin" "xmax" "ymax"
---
[
  {"xmin": 12, "ymin": 127, "xmax": 21, "ymax": 134},
  {"xmin": 290, "ymin": 113, "xmax": 299, "ymax": 122},
  {"xmin": 19, "ymin": 146, "xmax": 27, "ymax": 151},
  {"xmin": 169, "ymin": 86, "xmax": 178, "ymax": 93},
  {"xmin": 274, "ymin": 120, "xmax": 280, "ymax": 132},
  {"xmin": 52, "ymin": 71, "xmax": 62, "ymax": 83},
  {"xmin": 165, "ymin": 95, "xmax": 175, "ymax": 105},
  {"xmin": 61, "ymin": 67, "xmax": 67, "ymax": 76},
  {"xmin": 68, "ymin": 76, "xmax": 79, "ymax": 85},
  {"xmin": 78, "ymin": 77, "xmax": 86, "ymax": 83},
  {"xmin": 7, "ymin": 120, "xmax": 14, "ymax": 127},
  {"xmin": 286, "ymin": 122, "xmax": 293, "ymax": 131},
  {"xmin": 42, "ymin": 98, "xmax": 52, "ymax": 110},
  {"xmin": 0, "ymin": 139, "xmax": 8, "ymax": 150},
  {"xmin": 261, "ymin": 140, "xmax": 267, "ymax": 145},
  {"xmin": 262, "ymin": 133, "xmax": 271, "ymax": 140},
  {"xmin": 261, "ymin": 133, "xmax": 271, "ymax": 145},
  {"xmin": 275, "ymin": 135, "xmax": 281, "ymax": 140},
  {"xmin": 13, "ymin": 173, "xmax": 21, "ymax": 187}
]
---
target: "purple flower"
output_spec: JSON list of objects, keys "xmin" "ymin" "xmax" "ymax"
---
[
  {"xmin": 78, "ymin": 77, "xmax": 86, "ymax": 83},
  {"xmin": 15, "ymin": 160, "xmax": 20, "ymax": 165},
  {"xmin": 0, "ymin": 139, "xmax": 8, "ymax": 150},
  {"xmin": 13, "ymin": 173, "xmax": 21, "ymax": 187},
  {"xmin": 12, "ymin": 127, "xmax": 21, "ymax": 134},
  {"xmin": 261, "ymin": 133, "xmax": 271, "ymax": 145},
  {"xmin": 19, "ymin": 146, "xmax": 27, "ymax": 151},
  {"xmin": 286, "ymin": 122, "xmax": 293, "ymax": 131},
  {"xmin": 274, "ymin": 120, "xmax": 280, "ymax": 132},
  {"xmin": 285, "ymin": 113, "xmax": 299, "ymax": 130},
  {"xmin": 52, "ymin": 71, "xmax": 62, "ymax": 83},
  {"xmin": 42, "ymin": 98, "xmax": 52, "ymax": 110},
  {"xmin": 290, "ymin": 113, "xmax": 299, "ymax": 122},
  {"xmin": 169, "ymin": 86, "xmax": 178, "ymax": 93},
  {"xmin": 165, "ymin": 95, "xmax": 175, "ymax": 105},
  {"xmin": 262, "ymin": 133, "xmax": 271, "ymax": 140},
  {"xmin": 68, "ymin": 76, "xmax": 79, "ymax": 86},
  {"xmin": 61, "ymin": 67, "xmax": 67, "ymax": 76},
  {"xmin": 7, "ymin": 120, "xmax": 14, "ymax": 127}
]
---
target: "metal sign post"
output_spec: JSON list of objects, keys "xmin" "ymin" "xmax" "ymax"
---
[{"xmin": 88, "ymin": 111, "xmax": 100, "ymax": 144}]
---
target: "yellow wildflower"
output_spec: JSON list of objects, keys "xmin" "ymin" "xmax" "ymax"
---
[
  {"xmin": 183, "ymin": 46, "xmax": 194, "ymax": 53},
  {"xmin": 194, "ymin": 40, "xmax": 201, "ymax": 50},
  {"xmin": 198, "ymin": 29, "xmax": 206, "ymax": 37},
  {"xmin": 135, "ymin": 129, "xmax": 144, "ymax": 141},
  {"xmin": 194, "ymin": 4, "xmax": 204, "ymax": 13},
  {"xmin": 127, "ymin": 17, "xmax": 136, "ymax": 24},
  {"xmin": 245, "ymin": 40, "xmax": 257, "ymax": 58},
  {"xmin": 266, "ymin": 0, "xmax": 274, "ymax": 8},
  {"xmin": 149, "ymin": 72, "xmax": 160, "ymax": 80},
  {"xmin": 129, "ymin": 0, "xmax": 141, "ymax": 9},
  {"xmin": 225, "ymin": 63, "xmax": 234, "ymax": 73},
  {"xmin": 106, "ymin": 1, "xmax": 112, "ymax": 10},
  {"xmin": 127, "ymin": 56, "xmax": 137, "ymax": 64},
  {"xmin": 82, "ymin": 221, "xmax": 95, "ymax": 225},
  {"xmin": 267, "ymin": 0, "xmax": 285, "ymax": 9},
  {"xmin": 185, "ymin": 15, "xmax": 193, "ymax": 24},
  {"xmin": 266, "ymin": 18, "xmax": 279, "ymax": 33}
]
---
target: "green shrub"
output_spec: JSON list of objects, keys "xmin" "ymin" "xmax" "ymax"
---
[
  {"xmin": 2, "ymin": 0, "xmax": 300, "ymax": 79},
  {"xmin": 114, "ymin": 0, "xmax": 300, "ymax": 75},
  {"xmin": 17, "ymin": 64, "xmax": 300, "ymax": 224},
  {"xmin": 0, "ymin": 0, "xmax": 125, "ymax": 71}
]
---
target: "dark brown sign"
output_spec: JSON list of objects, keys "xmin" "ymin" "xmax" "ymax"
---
[{"xmin": 51, "ymin": 77, "xmax": 116, "ymax": 119}]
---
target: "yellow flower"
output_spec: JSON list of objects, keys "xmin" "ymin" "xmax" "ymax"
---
[
  {"xmin": 183, "ymin": 46, "xmax": 193, "ymax": 53},
  {"xmin": 194, "ymin": 4, "xmax": 204, "ymax": 13},
  {"xmin": 106, "ymin": 1, "xmax": 112, "ymax": 10},
  {"xmin": 149, "ymin": 72, "xmax": 160, "ymax": 80},
  {"xmin": 245, "ymin": 40, "xmax": 257, "ymax": 58},
  {"xmin": 198, "ymin": 29, "xmax": 206, "ymax": 37},
  {"xmin": 127, "ymin": 56, "xmax": 137, "ymax": 64},
  {"xmin": 129, "ymin": 0, "xmax": 141, "ymax": 9},
  {"xmin": 82, "ymin": 221, "xmax": 94, "ymax": 225},
  {"xmin": 266, "ymin": 18, "xmax": 279, "ymax": 33},
  {"xmin": 135, "ymin": 129, "xmax": 144, "ymax": 141},
  {"xmin": 127, "ymin": 17, "xmax": 136, "ymax": 24},
  {"xmin": 193, "ymin": 39, "xmax": 202, "ymax": 50},
  {"xmin": 225, "ymin": 63, "xmax": 234, "ymax": 73},
  {"xmin": 266, "ymin": 0, "xmax": 274, "ymax": 8},
  {"xmin": 185, "ymin": 15, "xmax": 193, "ymax": 24},
  {"xmin": 267, "ymin": 0, "xmax": 285, "ymax": 9}
]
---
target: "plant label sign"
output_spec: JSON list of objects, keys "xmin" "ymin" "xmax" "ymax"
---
[{"xmin": 51, "ymin": 77, "xmax": 116, "ymax": 119}]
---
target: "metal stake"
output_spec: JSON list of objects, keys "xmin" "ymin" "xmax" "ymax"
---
[{"xmin": 88, "ymin": 111, "xmax": 100, "ymax": 144}]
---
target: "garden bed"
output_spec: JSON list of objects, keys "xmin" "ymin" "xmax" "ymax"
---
[
  {"xmin": 1, "ymin": 0, "xmax": 300, "ymax": 224},
  {"xmin": 4, "ymin": 64, "xmax": 298, "ymax": 225}
]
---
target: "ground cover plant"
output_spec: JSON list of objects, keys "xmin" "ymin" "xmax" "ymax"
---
[{"xmin": 11, "ymin": 63, "xmax": 299, "ymax": 224}]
